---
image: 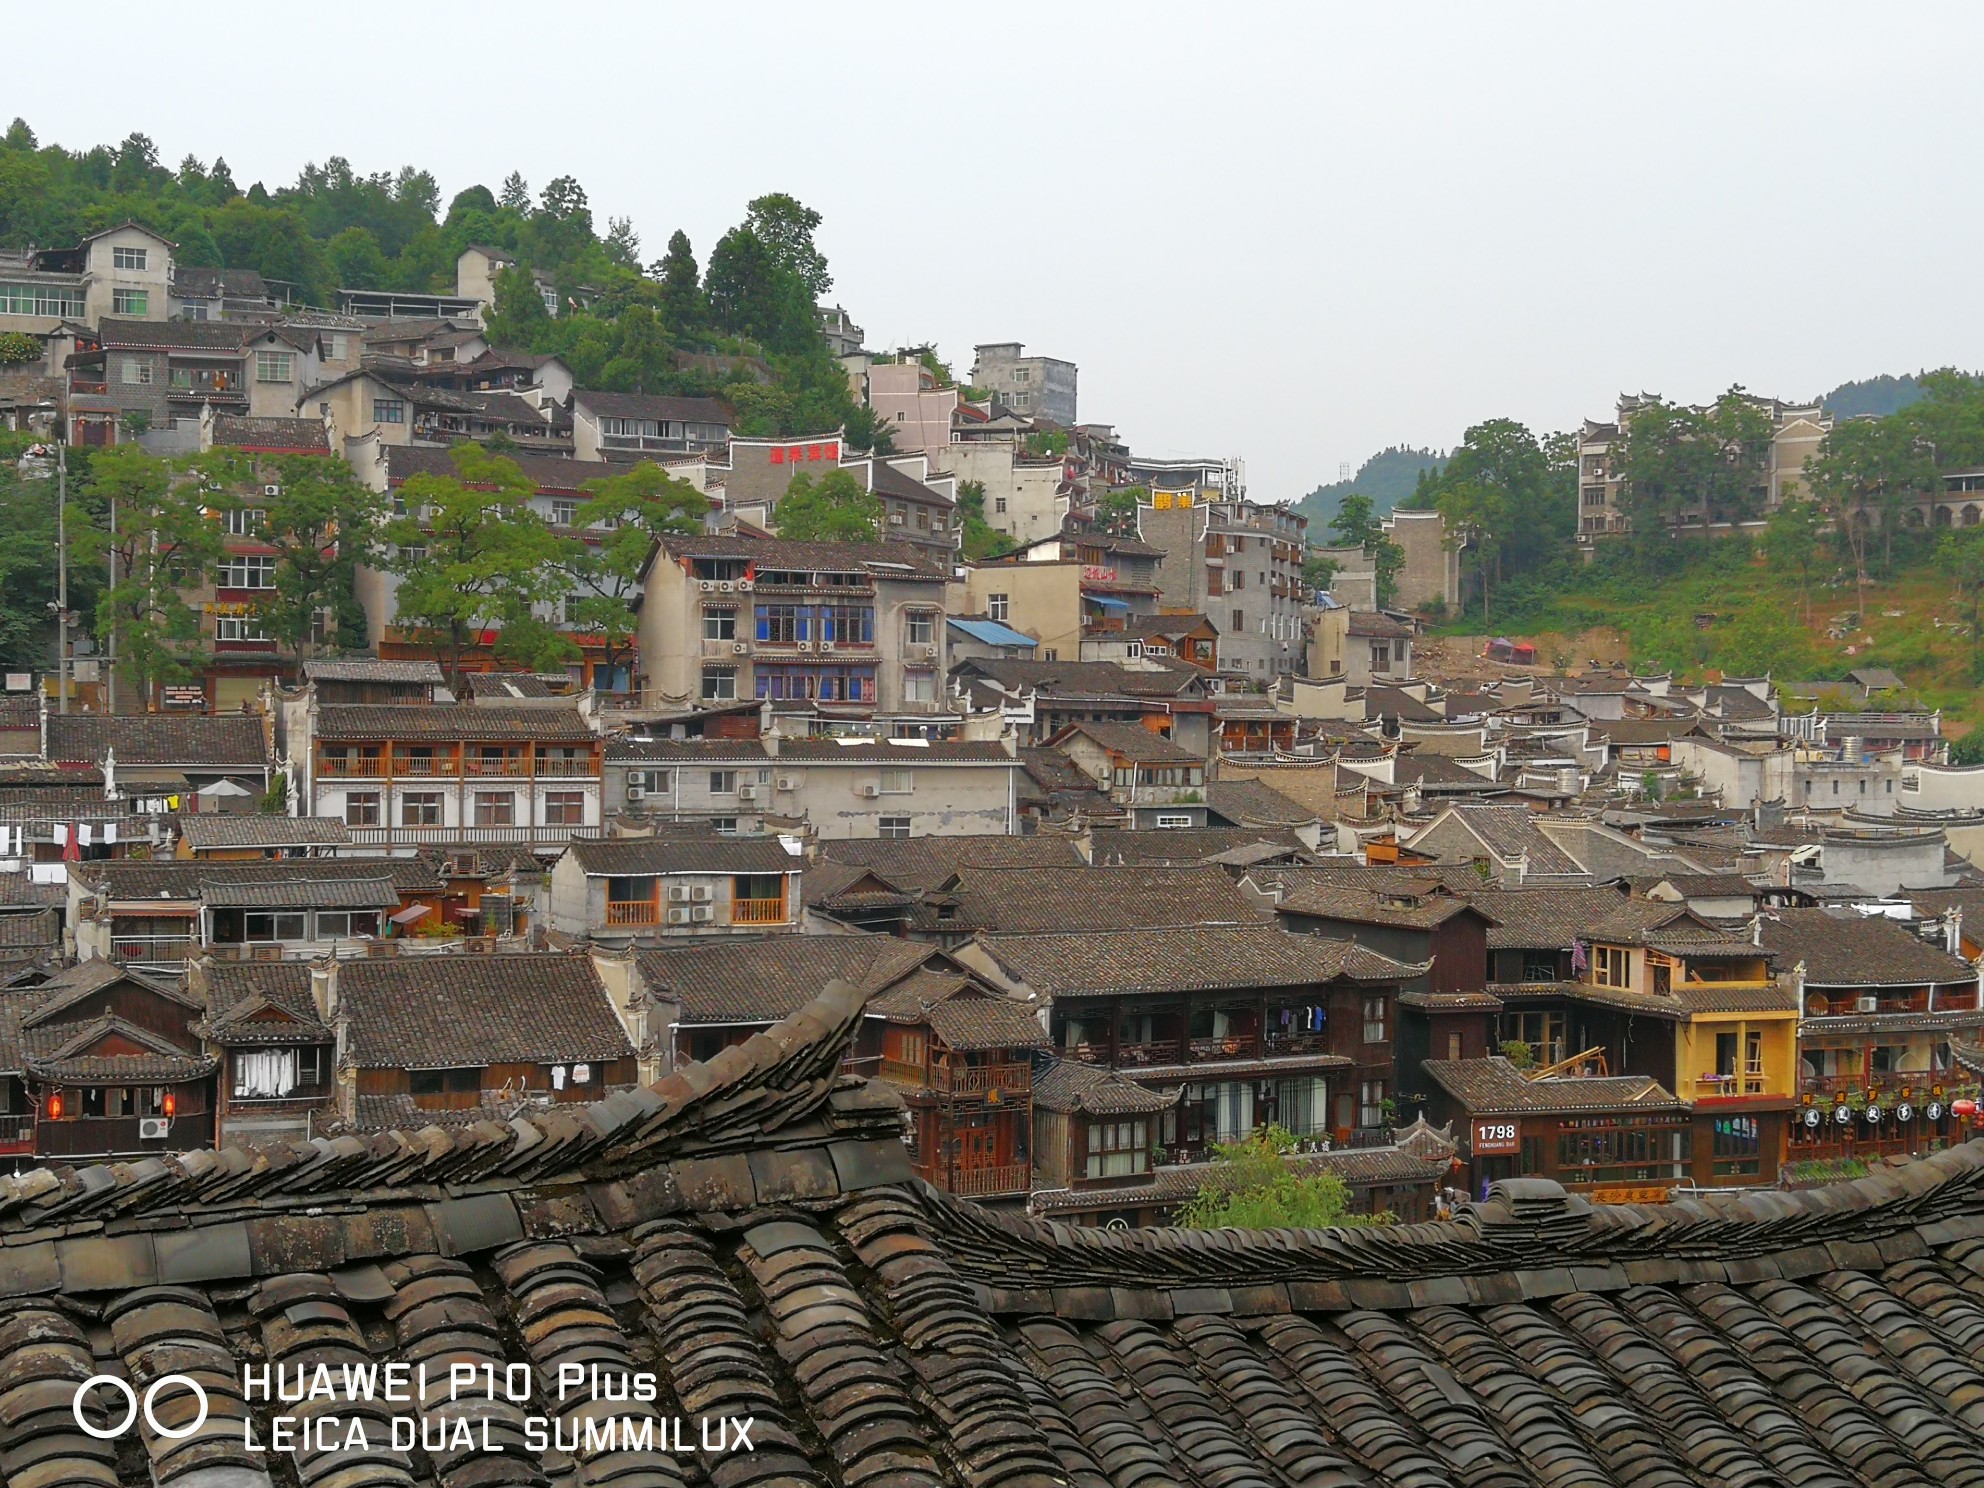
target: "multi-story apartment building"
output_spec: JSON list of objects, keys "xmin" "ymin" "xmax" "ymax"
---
[
  {"xmin": 64, "ymin": 319, "xmax": 322, "ymax": 446},
  {"xmin": 570, "ymin": 390, "xmax": 732, "ymax": 461},
  {"xmin": 304, "ymin": 369, "xmax": 567, "ymax": 454},
  {"xmin": 865, "ymin": 362, "xmax": 959, "ymax": 453},
  {"xmin": 633, "ymin": 534, "xmax": 950, "ymax": 716},
  {"xmin": 718, "ymin": 437, "xmax": 961, "ymax": 562},
  {"xmin": 0, "ymin": 223, "xmax": 172, "ymax": 345},
  {"xmin": 932, "ymin": 439, "xmax": 1066, "ymax": 546},
  {"xmin": 970, "ymin": 342, "xmax": 1077, "ymax": 425},
  {"xmin": 547, "ymin": 830, "xmax": 803, "ymax": 942},
  {"xmin": 1576, "ymin": 393, "xmax": 1832, "ymax": 545},
  {"xmin": 1138, "ymin": 482, "xmax": 1308, "ymax": 678},
  {"xmin": 279, "ymin": 697, "xmax": 604, "ymax": 852}
]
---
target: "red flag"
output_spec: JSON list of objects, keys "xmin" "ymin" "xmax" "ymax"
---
[{"xmin": 62, "ymin": 824, "xmax": 81, "ymax": 863}]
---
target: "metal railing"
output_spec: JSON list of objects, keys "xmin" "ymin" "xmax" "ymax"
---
[
  {"xmin": 111, "ymin": 936, "xmax": 198, "ymax": 964},
  {"xmin": 344, "ymin": 825, "xmax": 577, "ymax": 847},
  {"xmin": 1696, "ymin": 1072, "xmax": 1769, "ymax": 1096}
]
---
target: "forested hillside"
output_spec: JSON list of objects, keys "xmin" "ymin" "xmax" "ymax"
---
[
  {"xmin": 0, "ymin": 119, "xmax": 882, "ymax": 444},
  {"xmin": 1295, "ymin": 445, "xmax": 1446, "ymax": 530}
]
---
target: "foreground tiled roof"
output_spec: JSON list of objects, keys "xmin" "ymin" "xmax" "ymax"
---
[
  {"xmin": 566, "ymin": 833, "xmax": 799, "ymax": 877},
  {"xmin": 940, "ymin": 864, "xmax": 1269, "ymax": 934},
  {"xmin": 638, "ymin": 935, "xmax": 931, "ymax": 1026},
  {"xmin": 0, "ymin": 970, "xmax": 1970, "ymax": 1487},
  {"xmin": 73, "ymin": 856, "xmax": 443, "ymax": 901}
]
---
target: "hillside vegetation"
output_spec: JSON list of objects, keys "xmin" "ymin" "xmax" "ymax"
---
[{"xmin": 1296, "ymin": 445, "xmax": 1446, "ymax": 530}]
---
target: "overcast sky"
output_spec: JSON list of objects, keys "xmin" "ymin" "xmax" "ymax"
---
[{"xmin": 16, "ymin": 2, "xmax": 1981, "ymax": 501}]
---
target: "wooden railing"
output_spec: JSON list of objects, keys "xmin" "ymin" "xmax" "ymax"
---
[
  {"xmin": 464, "ymin": 756, "xmax": 528, "ymax": 777},
  {"xmin": 605, "ymin": 901, "xmax": 659, "ymax": 927},
  {"xmin": 944, "ymin": 1163, "xmax": 1030, "ymax": 1199},
  {"xmin": 877, "ymin": 1058, "xmax": 926, "ymax": 1088},
  {"xmin": 345, "ymin": 825, "xmax": 577, "ymax": 847},
  {"xmin": 38, "ymin": 1110, "xmax": 213, "ymax": 1157},
  {"xmin": 1189, "ymin": 1035, "xmax": 1261, "ymax": 1063},
  {"xmin": 0, "ymin": 1115, "xmax": 33, "ymax": 1148},
  {"xmin": 1105, "ymin": 1039, "xmax": 1182, "ymax": 1067},
  {"xmin": 318, "ymin": 754, "xmax": 387, "ymax": 776},
  {"xmin": 731, "ymin": 898, "xmax": 787, "ymax": 926},
  {"xmin": 1695, "ymin": 1073, "xmax": 1768, "ymax": 1096},
  {"xmin": 931, "ymin": 1062, "xmax": 1032, "ymax": 1097}
]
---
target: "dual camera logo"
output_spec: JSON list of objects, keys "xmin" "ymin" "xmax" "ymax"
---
[{"xmin": 72, "ymin": 1375, "xmax": 208, "ymax": 1440}]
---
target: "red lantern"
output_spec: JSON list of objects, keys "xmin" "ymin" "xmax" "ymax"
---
[
  {"xmin": 162, "ymin": 1092, "xmax": 176, "ymax": 1118},
  {"xmin": 45, "ymin": 1093, "xmax": 61, "ymax": 1120},
  {"xmin": 1954, "ymin": 1098, "xmax": 1979, "ymax": 1118}
]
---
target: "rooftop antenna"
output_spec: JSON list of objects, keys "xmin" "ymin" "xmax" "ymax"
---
[{"xmin": 1339, "ymin": 462, "xmax": 1352, "ymax": 481}]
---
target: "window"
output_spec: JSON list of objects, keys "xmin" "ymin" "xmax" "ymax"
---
[
  {"xmin": 112, "ymin": 288, "xmax": 148, "ymax": 315},
  {"xmin": 905, "ymin": 611, "xmax": 935, "ymax": 645},
  {"xmin": 903, "ymin": 671, "xmax": 935, "ymax": 704},
  {"xmin": 373, "ymin": 397, "xmax": 406, "ymax": 424},
  {"xmin": 879, "ymin": 815, "xmax": 912, "ymax": 839},
  {"xmin": 1359, "ymin": 1079, "xmax": 1386, "ymax": 1129},
  {"xmin": 1370, "ymin": 643, "xmax": 1390, "ymax": 669},
  {"xmin": 344, "ymin": 792, "xmax": 380, "ymax": 827},
  {"xmin": 0, "ymin": 283, "xmax": 84, "ymax": 317},
  {"xmin": 323, "ymin": 333, "xmax": 348, "ymax": 360},
  {"xmin": 314, "ymin": 911, "xmax": 379, "ymax": 940},
  {"xmin": 1013, "ymin": 367, "xmax": 1031, "ymax": 383},
  {"xmin": 254, "ymin": 350, "xmax": 295, "ymax": 384},
  {"xmin": 244, "ymin": 911, "xmax": 307, "ymax": 942},
  {"xmin": 1230, "ymin": 569, "xmax": 1245, "ymax": 590},
  {"xmin": 550, "ymin": 499, "xmax": 579, "ymax": 526},
  {"xmin": 1232, "ymin": 608, "xmax": 1246, "ymax": 633},
  {"xmin": 401, "ymin": 792, "xmax": 442, "ymax": 826},
  {"xmin": 756, "ymin": 604, "xmax": 810, "ymax": 644},
  {"xmin": 181, "ymin": 304, "xmax": 208, "ymax": 321},
  {"xmin": 1011, "ymin": 392, "xmax": 1030, "ymax": 410},
  {"xmin": 709, "ymin": 770, "xmax": 738, "ymax": 796},
  {"xmin": 879, "ymin": 768, "xmax": 914, "ymax": 795},
  {"xmin": 625, "ymin": 769, "xmax": 670, "ymax": 797},
  {"xmin": 1594, "ymin": 945, "xmax": 1631, "ymax": 989},
  {"xmin": 1084, "ymin": 1118, "xmax": 1149, "ymax": 1179},
  {"xmin": 113, "ymin": 246, "xmax": 149, "ymax": 270},
  {"xmin": 473, "ymin": 791, "xmax": 515, "ymax": 827},
  {"xmin": 232, "ymin": 1046, "xmax": 326, "ymax": 1098},
  {"xmin": 987, "ymin": 593, "xmax": 1010, "ymax": 621},
  {"xmin": 218, "ymin": 555, "xmax": 276, "ymax": 589},
  {"xmin": 1155, "ymin": 814, "xmax": 1194, "ymax": 828},
  {"xmin": 121, "ymin": 358, "xmax": 152, "ymax": 386},
  {"xmin": 701, "ymin": 666, "xmax": 736, "ymax": 701},
  {"xmin": 710, "ymin": 817, "xmax": 738, "ymax": 835},
  {"xmin": 1362, "ymin": 995, "xmax": 1387, "ymax": 1044},
  {"xmin": 410, "ymin": 1067, "xmax": 482, "ymax": 1100},
  {"xmin": 544, "ymin": 790, "xmax": 586, "ymax": 826},
  {"xmin": 704, "ymin": 606, "xmax": 737, "ymax": 641},
  {"xmin": 214, "ymin": 615, "xmax": 269, "ymax": 642},
  {"xmin": 819, "ymin": 605, "xmax": 874, "ymax": 644},
  {"xmin": 1710, "ymin": 1115, "xmax": 1761, "ymax": 1176},
  {"xmin": 994, "ymin": 496, "xmax": 1007, "ymax": 514},
  {"xmin": 224, "ymin": 507, "xmax": 264, "ymax": 537}
]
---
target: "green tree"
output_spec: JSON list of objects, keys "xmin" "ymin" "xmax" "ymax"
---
[
  {"xmin": 654, "ymin": 229, "xmax": 705, "ymax": 336},
  {"xmin": 498, "ymin": 171, "xmax": 530, "ymax": 210},
  {"xmin": 483, "ymin": 262, "xmax": 553, "ymax": 350},
  {"xmin": 1760, "ymin": 498, "xmax": 1825, "ymax": 622},
  {"xmin": 241, "ymin": 453, "xmax": 386, "ymax": 663},
  {"xmin": 324, "ymin": 225, "xmax": 389, "ymax": 289},
  {"xmin": 1614, "ymin": 389, "xmax": 1775, "ymax": 542},
  {"xmin": 705, "ymin": 226, "xmax": 816, "ymax": 354},
  {"xmin": 1806, "ymin": 413, "xmax": 1938, "ymax": 578},
  {"xmin": 75, "ymin": 447, "xmax": 226, "ymax": 702},
  {"xmin": 954, "ymin": 480, "xmax": 1014, "ymax": 561},
  {"xmin": 562, "ymin": 462, "xmax": 709, "ymax": 684},
  {"xmin": 775, "ymin": 470, "xmax": 882, "ymax": 543},
  {"xmin": 598, "ymin": 304, "xmax": 672, "ymax": 394},
  {"xmin": 1936, "ymin": 524, "xmax": 1984, "ymax": 680},
  {"xmin": 742, "ymin": 192, "xmax": 832, "ymax": 297},
  {"xmin": 1328, "ymin": 493, "xmax": 1406, "ymax": 607},
  {"xmin": 1174, "ymin": 1126, "xmax": 1390, "ymax": 1229},
  {"xmin": 1300, "ymin": 549, "xmax": 1340, "ymax": 595},
  {"xmin": 1093, "ymin": 485, "xmax": 1145, "ymax": 537},
  {"xmin": 383, "ymin": 445, "xmax": 571, "ymax": 690}
]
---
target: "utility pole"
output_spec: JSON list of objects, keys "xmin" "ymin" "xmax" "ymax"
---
[{"xmin": 55, "ymin": 442, "xmax": 68, "ymax": 715}]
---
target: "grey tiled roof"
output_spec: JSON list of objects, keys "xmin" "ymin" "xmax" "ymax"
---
[
  {"xmin": 977, "ymin": 924, "xmax": 1420, "ymax": 998},
  {"xmin": 301, "ymin": 658, "xmax": 446, "ymax": 684},
  {"xmin": 1759, "ymin": 907, "xmax": 1977, "ymax": 987},
  {"xmin": 565, "ymin": 833, "xmax": 798, "ymax": 877},
  {"xmin": 45, "ymin": 713, "xmax": 267, "ymax": 768},
  {"xmin": 637, "ymin": 935, "xmax": 929, "ymax": 1026},
  {"xmin": 175, "ymin": 813, "xmax": 350, "ymax": 849},
  {"xmin": 313, "ymin": 703, "xmax": 595, "ymax": 743},
  {"xmin": 335, "ymin": 953, "xmax": 633, "ymax": 1069},
  {"xmin": 198, "ymin": 875, "xmax": 398, "ymax": 910},
  {"xmin": 1422, "ymin": 1055, "xmax": 1687, "ymax": 1114},
  {"xmin": 938, "ymin": 864, "xmax": 1268, "ymax": 934}
]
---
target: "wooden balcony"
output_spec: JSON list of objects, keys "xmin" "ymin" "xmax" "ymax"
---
[
  {"xmin": 943, "ymin": 1162, "xmax": 1031, "ymax": 1199},
  {"xmin": 464, "ymin": 756, "xmax": 528, "ymax": 777},
  {"xmin": 111, "ymin": 935, "xmax": 198, "ymax": 965},
  {"xmin": 38, "ymin": 1110, "xmax": 213, "ymax": 1158},
  {"xmin": 1695, "ymin": 1072, "xmax": 1769, "ymax": 1097},
  {"xmin": 345, "ymin": 825, "xmax": 576, "ymax": 848},
  {"xmin": 318, "ymin": 753, "xmax": 387, "ymax": 777},
  {"xmin": 877, "ymin": 1058, "xmax": 927, "ymax": 1088},
  {"xmin": 1098, "ymin": 1039, "xmax": 1181, "ymax": 1067},
  {"xmin": 931, "ymin": 1062, "xmax": 1032, "ymax": 1098},
  {"xmin": 606, "ymin": 901, "xmax": 659, "ymax": 927},
  {"xmin": 731, "ymin": 898, "xmax": 787, "ymax": 926},
  {"xmin": 392, "ymin": 754, "xmax": 456, "ymax": 776}
]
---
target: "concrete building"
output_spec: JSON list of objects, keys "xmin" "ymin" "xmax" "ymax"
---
[
  {"xmin": 1576, "ymin": 393, "xmax": 1832, "ymax": 546},
  {"xmin": 1138, "ymin": 487, "xmax": 1308, "ymax": 679},
  {"xmin": 866, "ymin": 362, "xmax": 959, "ymax": 453},
  {"xmin": 0, "ymin": 223, "xmax": 172, "ymax": 344},
  {"xmin": 1308, "ymin": 607, "xmax": 1414, "ymax": 685},
  {"xmin": 720, "ymin": 437, "xmax": 960, "ymax": 563},
  {"xmin": 932, "ymin": 440, "xmax": 1066, "ymax": 547},
  {"xmin": 65, "ymin": 320, "xmax": 322, "ymax": 446},
  {"xmin": 633, "ymin": 534, "xmax": 950, "ymax": 717},
  {"xmin": 970, "ymin": 342, "xmax": 1077, "ymax": 425},
  {"xmin": 570, "ymin": 390, "xmax": 732, "ymax": 461},
  {"xmin": 1383, "ymin": 509, "xmax": 1462, "ymax": 611}
]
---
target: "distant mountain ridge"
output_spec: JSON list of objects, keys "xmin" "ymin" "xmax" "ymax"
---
[
  {"xmin": 1820, "ymin": 374, "xmax": 1922, "ymax": 420},
  {"xmin": 1295, "ymin": 445, "xmax": 1447, "ymax": 533}
]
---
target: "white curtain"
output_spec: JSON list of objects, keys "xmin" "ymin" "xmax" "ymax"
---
[
  {"xmin": 234, "ymin": 1049, "xmax": 298, "ymax": 1098},
  {"xmin": 1213, "ymin": 1081, "xmax": 1254, "ymax": 1142}
]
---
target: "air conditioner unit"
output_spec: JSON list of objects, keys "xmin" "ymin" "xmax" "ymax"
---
[
  {"xmin": 737, "ymin": 785, "xmax": 758, "ymax": 802},
  {"xmin": 888, "ymin": 513, "xmax": 904, "ymax": 525},
  {"xmin": 1856, "ymin": 995, "xmax": 1879, "ymax": 1013},
  {"xmin": 732, "ymin": 641, "xmax": 750, "ymax": 656},
  {"xmin": 690, "ymin": 905, "xmax": 714, "ymax": 922},
  {"xmin": 138, "ymin": 1118, "xmax": 169, "ymax": 1141},
  {"xmin": 720, "ymin": 581, "xmax": 734, "ymax": 592},
  {"xmin": 667, "ymin": 907, "xmax": 691, "ymax": 925},
  {"xmin": 263, "ymin": 485, "xmax": 281, "ymax": 497},
  {"xmin": 625, "ymin": 783, "xmax": 644, "ymax": 802},
  {"xmin": 912, "ymin": 644, "xmax": 936, "ymax": 661},
  {"xmin": 691, "ymin": 885, "xmax": 713, "ymax": 903},
  {"xmin": 776, "ymin": 776, "xmax": 798, "ymax": 792},
  {"xmin": 667, "ymin": 884, "xmax": 691, "ymax": 903},
  {"xmin": 859, "ymin": 784, "xmax": 881, "ymax": 798},
  {"xmin": 737, "ymin": 579, "xmax": 754, "ymax": 592},
  {"xmin": 700, "ymin": 579, "xmax": 717, "ymax": 592},
  {"xmin": 798, "ymin": 642, "xmax": 814, "ymax": 653},
  {"xmin": 820, "ymin": 642, "xmax": 836, "ymax": 653}
]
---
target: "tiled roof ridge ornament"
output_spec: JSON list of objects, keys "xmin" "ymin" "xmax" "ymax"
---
[{"xmin": 0, "ymin": 975, "xmax": 884, "ymax": 1233}]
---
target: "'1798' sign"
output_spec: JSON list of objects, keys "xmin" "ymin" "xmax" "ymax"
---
[{"xmin": 1472, "ymin": 1118, "xmax": 1520, "ymax": 1156}]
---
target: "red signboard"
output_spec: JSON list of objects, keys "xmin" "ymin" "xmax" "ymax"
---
[
  {"xmin": 1472, "ymin": 1118, "xmax": 1520, "ymax": 1156},
  {"xmin": 1081, "ymin": 565, "xmax": 1118, "ymax": 583}
]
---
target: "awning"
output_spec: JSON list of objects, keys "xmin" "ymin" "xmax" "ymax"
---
[
  {"xmin": 389, "ymin": 903, "xmax": 433, "ymax": 924},
  {"xmin": 1086, "ymin": 595, "xmax": 1131, "ymax": 613}
]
